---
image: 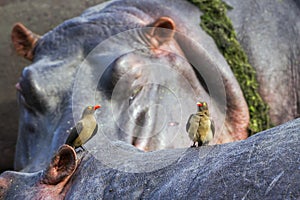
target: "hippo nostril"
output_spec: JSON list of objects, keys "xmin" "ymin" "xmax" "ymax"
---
[
  {"xmin": 135, "ymin": 109, "xmax": 149, "ymax": 126},
  {"xmin": 26, "ymin": 123, "xmax": 36, "ymax": 133},
  {"xmin": 131, "ymin": 138, "xmax": 149, "ymax": 151},
  {"xmin": 132, "ymin": 136, "xmax": 138, "ymax": 146}
]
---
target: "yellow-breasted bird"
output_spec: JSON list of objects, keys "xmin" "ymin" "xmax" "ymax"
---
[
  {"xmin": 65, "ymin": 105, "xmax": 101, "ymax": 150},
  {"xmin": 186, "ymin": 101, "xmax": 215, "ymax": 147}
]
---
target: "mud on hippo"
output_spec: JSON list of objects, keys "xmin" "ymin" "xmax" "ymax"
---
[{"xmin": 1, "ymin": 0, "xmax": 300, "ymax": 199}]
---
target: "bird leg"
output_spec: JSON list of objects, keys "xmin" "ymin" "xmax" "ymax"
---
[
  {"xmin": 75, "ymin": 146, "xmax": 86, "ymax": 153},
  {"xmin": 80, "ymin": 146, "xmax": 86, "ymax": 151},
  {"xmin": 190, "ymin": 142, "xmax": 196, "ymax": 148}
]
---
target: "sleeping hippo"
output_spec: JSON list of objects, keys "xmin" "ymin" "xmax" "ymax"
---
[{"xmin": 4, "ymin": 0, "xmax": 299, "ymax": 193}]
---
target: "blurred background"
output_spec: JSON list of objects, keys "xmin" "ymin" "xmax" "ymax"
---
[{"xmin": 0, "ymin": 0, "xmax": 105, "ymax": 172}]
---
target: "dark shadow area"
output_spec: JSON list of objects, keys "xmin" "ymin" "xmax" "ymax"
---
[{"xmin": 0, "ymin": 101, "xmax": 18, "ymax": 173}]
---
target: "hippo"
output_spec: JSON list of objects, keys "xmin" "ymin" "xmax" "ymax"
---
[
  {"xmin": 1, "ymin": 0, "xmax": 300, "ymax": 198},
  {"xmin": 10, "ymin": 0, "xmax": 300, "ymax": 170},
  {"xmin": 1, "ymin": 118, "xmax": 299, "ymax": 199},
  {"xmin": 10, "ymin": 0, "xmax": 252, "ymax": 172}
]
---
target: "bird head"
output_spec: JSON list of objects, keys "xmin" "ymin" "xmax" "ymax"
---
[
  {"xmin": 82, "ymin": 105, "xmax": 101, "ymax": 116},
  {"xmin": 197, "ymin": 101, "xmax": 208, "ymax": 112}
]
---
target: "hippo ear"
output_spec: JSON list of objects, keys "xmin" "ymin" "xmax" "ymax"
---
[
  {"xmin": 147, "ymin": 17, "xmax": 176, "ymax": 47},
  {"xmin": 11, "ymin": 23, "xmax": 40, "ymax": 61},
  {"xmin": 42, "ymin": 145, "xmax": 77, "ymax": 185}
]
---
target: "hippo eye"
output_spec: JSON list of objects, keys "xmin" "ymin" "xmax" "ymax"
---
[
  {"xmin": 17, "ymin": 83, "xmax": 42, "ymax": 114},
  {"xmin": 18, "ymin": 68, "xmax": 47, "ymax": 113},
  {"xmin": 129, "ymin": 85, "xmax": 143, "ymax": 105},
  {"xmin": 19, "ymin": 93, "xmax": 36, "ymax": 113}
]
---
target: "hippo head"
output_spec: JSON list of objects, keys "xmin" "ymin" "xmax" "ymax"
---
[{"xmin": 11, "ymin": 2, "xmax": 249, "ymax": 172}]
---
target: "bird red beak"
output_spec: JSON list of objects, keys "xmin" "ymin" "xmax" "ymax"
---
[{"xmin": 94, "ymin": 105, "xmax": 101, "ymax": 110}]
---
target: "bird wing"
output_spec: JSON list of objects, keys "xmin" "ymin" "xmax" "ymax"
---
[
  {"xmin": 65, "ymin": 122, "xmax": 83, "ymax": 146},
  {"xmin": 186, "ymin": 114, "xmax": 193, "ymax": 132},
  {"xmin": 211, "ymin": 118, "xmax": 215, "ymax": 136},
  {"xmin": 90, "ymin": 123, "xmax": 98, "ymax": 139},
  {"xmin": 82, "ymin": 123, "xmax": 98, "ymax": 145},
  {"xmin": 186, "ymin": 114, "xmax": 201, "ymax": 137}
]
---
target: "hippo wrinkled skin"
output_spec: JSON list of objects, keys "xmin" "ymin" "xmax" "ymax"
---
[{"xmin": 1, "ymin": 0, "xmax": 300, "ymax": 199}]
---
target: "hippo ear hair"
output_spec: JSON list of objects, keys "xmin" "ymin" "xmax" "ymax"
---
[
  {"xmin": 11, "ymin": 23, "xmax": 40, "ymax": 61},
  {"xmin": 147, "ymin": 17, "xmax": 176, "ymax": 47},
  {"xmin": 41, "ymin": 145, "xmax": 77, "ymax": 185}
]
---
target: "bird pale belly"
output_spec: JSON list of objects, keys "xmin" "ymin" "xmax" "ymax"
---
[
  {"xmin": 74, "ymin": 118, "xmax": 97, "ymax": 147},
  {"xmin": 186, "ymin": 102, "xmax": 214, "ymax": 147},
  {"xmin": 198, "ymin": 117, "xmax": 212, "ymax": 144}
]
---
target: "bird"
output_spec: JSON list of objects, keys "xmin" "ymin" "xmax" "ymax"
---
[
  {"xmin": 65, "ymin": 105, "xmax": 101, "ymax": 150},
  {"xmin": 186, "ymin": 101, "xmax": 215, "ymax": 147}
]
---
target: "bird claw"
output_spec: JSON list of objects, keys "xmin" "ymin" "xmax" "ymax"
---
[
  {"xmin": 190, "ymin": 144, "xmax": 196, "ymax": 148},
  {"xmin": 75, "ymin": 146, "xmax": 86, "ymax": 153}
]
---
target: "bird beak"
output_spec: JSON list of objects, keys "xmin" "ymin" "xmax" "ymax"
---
[{"xmin": 94, "ymin": 105, "xmax": 101, "ymax": 110}]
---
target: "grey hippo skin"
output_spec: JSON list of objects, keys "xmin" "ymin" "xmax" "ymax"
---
[
  {"xmin": 224, "ymin": 0, "xmax": 300, "ymax": 125},
  {"xmin": 1, "ymin": 118, "xmax": 299, "ymax": 199},
  {"xmin": 1, "ymin": 0, "xmax": 300, "ymax": 199}
]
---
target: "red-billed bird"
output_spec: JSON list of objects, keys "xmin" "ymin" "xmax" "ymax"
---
[
  {"xmin": 186, "ymin": 101, "xmax": 215, "ymax": 147},
  {"xmin": 65, "ymin": 105, "xmax": 101, "ymax": 150}
]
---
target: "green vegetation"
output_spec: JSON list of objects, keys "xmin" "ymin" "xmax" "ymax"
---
[{"xmin": 187, "ymin": 0, "xmax": 271, "ymax": 135}]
